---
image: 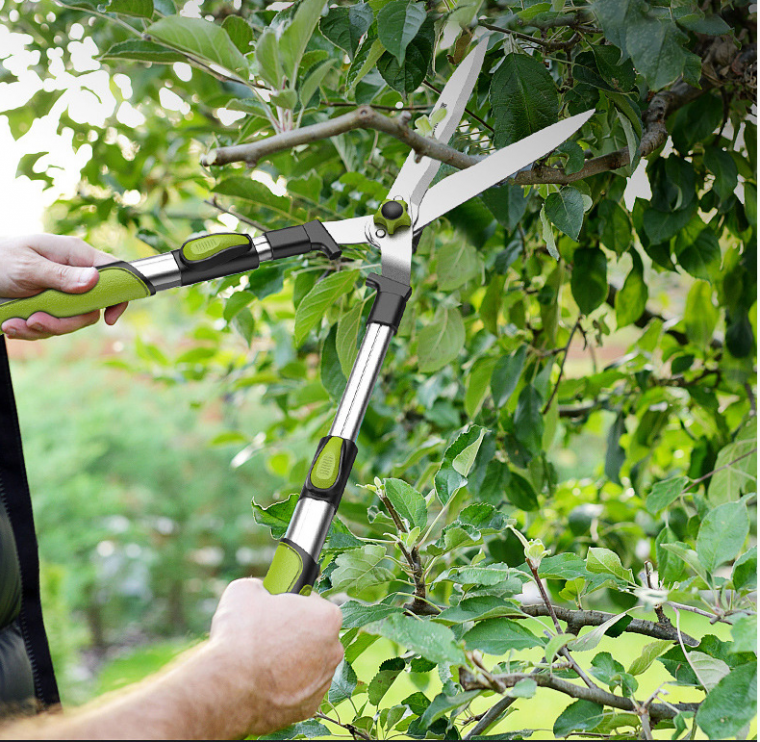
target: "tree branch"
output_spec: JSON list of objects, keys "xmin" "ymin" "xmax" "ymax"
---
[
  {"xmin": 518, "ymin": 604, "xmax": 699, "ymax": 646},
  {"xmin": 543, "ymin": 317, "xmax": 581, "ymax": 414},
  {"xmin": 201, "ymin": 106, "xmax": 481, "ymax": 169},
  {"xmin": 459, "ymin": 669, "xmax": 699, "ymax": 722}
]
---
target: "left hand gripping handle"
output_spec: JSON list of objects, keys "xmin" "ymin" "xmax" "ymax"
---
[{"xmin": 0, "ymin": 262, "xmax": 154, "ymax": 331}]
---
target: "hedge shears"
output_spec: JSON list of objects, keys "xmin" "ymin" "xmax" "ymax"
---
[{"xmin": 0, "ymin": 40, "xmax": 592, "ymax": 595}]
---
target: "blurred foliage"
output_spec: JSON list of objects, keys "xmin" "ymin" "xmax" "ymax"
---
[{"xmin": 0, "ymin": 0, "xmax": 757, "ymax": 738}]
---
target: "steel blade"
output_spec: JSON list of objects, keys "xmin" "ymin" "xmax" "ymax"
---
[
  {"xmin": 322, "ymin": 216, "xmax": 374, "ymax": 246},
  {"xmin": 387, "ymin": 37, "xmax": 488, "ymax": 207},
  {"xmin": 414, "ymin": 110, "xmax": 594, "ymax": 230}
]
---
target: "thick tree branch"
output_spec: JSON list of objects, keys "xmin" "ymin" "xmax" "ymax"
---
[
  {"xmin": 201, "ymin": 107, "xmax": 481, "ymax": 169},
  {"xmin": 518, "ymin": 604, "xmax": 699, "ymax": 646},
  {"xmin": 459, "ymin": 669, "xmax": 699, "ymax": 722}
]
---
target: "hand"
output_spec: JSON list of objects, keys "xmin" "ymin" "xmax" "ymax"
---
[
  {"xmin": 0, "ymin": 234, "xmax": 128, "ymax": 340},
  {"xmin": 203, "ymin": 578, "xmax": 344, "ymax": 737}
]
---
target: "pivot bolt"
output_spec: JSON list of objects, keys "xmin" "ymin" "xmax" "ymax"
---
[{"xmin": 373, "ymin": 199, "xmax": 412, "ymax": 235}]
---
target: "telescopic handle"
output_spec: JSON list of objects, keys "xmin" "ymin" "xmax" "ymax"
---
[{"xmin": 0, "ymin": 222, "xmax": 344, "ymax": 333}]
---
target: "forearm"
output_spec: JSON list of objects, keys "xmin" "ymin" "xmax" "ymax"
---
[{"xmin": 0, "ymin": 642, "xmax": 249, "ymax": 740}]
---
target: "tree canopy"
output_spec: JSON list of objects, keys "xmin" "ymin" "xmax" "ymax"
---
[{"xmin": 1, "ymin": 0, "xmax": 757, "ymax": 738}]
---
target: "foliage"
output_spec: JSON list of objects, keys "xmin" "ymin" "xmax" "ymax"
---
[{"xmin": 1, "ymin": 0, "xmax": 756, "ymax": 738}]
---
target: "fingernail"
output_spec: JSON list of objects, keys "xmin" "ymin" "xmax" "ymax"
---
[
  {"xmin": 5, "ymin": 328, "xmax": 17, "ymax": 337},
  {"xmin": 29, "ymin": 322, "xmax": 44, "ymax": 332},
  {"xmin": 77, "ymin": 268, "xmax": 97, "ymax": 286}
]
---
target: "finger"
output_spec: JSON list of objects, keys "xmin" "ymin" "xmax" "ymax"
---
[
  {"xmin": 33, "ymin": 259, "xmax": 100, "ymax": 294},
  {"xmin": 104, "ymin": 302, "xmax": 128, "ymax": 325},
  {"xmin": 25, "ymin": 311, "xmax": 101, "ymax": 337},
  {"xmin": 26, "ymin": 234, "xmax": 112, "ymax": 268},
  {"xmin": 1, "ymin": 319, "xmax": 51, "ymax": 341}
]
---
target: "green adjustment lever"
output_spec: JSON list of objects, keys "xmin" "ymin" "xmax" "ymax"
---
[
  {"xmin": 374, "ymin": 199, "xmax": 411, "ymax": 235},
  {"xmin": 179, "ymin": 233, "xmax": 252, "ymax": 268}
]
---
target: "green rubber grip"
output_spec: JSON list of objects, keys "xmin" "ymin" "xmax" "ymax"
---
[
  {"xmin": 263, "ymin": 540, "xmax": 317, "ymax": 595},
  {"xmin": 0, "ymin": 264, "xmax": 152, "ymax": 331},
  {"xmin": 181, "ymin": 233, "xmax": 250, "ymax": 263}
]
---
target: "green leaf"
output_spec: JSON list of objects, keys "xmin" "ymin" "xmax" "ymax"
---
[
  {"xmin": 684, "ymin": 281, "xmax": 718, "ymax": 347},
  {"xmin": 347, "ymin": 36, "xmax": 385, "ymax": 92},
  {"xmin": 646, "ymin": 476, "xmax": 688, "ymax": 514},
  {"xmin": 506, "ymin": 471, "xmax": 539, "ymax": 511},
  {"xmin": 568, "ymin": 611, "xmax": 632, "ymax": 652},
  {"xmin": 586, "ymin": 547, "xmax": 635, "ymax": 584},
  {"xmin": 450, "ymin": 562, "xmax": 513, "ymax": 586},
  {"xmin": 255, "ymin": 30, "xmax": 283, "ymax": 88},
  {"xmin": 545, "ymin": 188, "xmax": 584, "ymax": 241},
  {"xmin": 627, "ymin": 18, "xmax": 690, "ymax": 90},
  {"xmin": 294, "ymin": 271, "xmax": 359, "ymax": 345},
  {"xmin": 320, "ymin": 4, "xmax": 374, "ymax": 59},
  {"xmin": 628, "ymin": 640, "xmax": 671, "ymax": 676},
  {"xmin": 597, "ymin": 199, "xmax": 633, "ymax": 255},
  {"xmin": 490, "ymin": 53, "xmax": 559, "ymax": 147},
  {"xmin": 732, "ymin": 547, "xmax": 757, "ymax": 592},
  {"xmin": 674, "ymin": 223, "xmax": 721, "ymax": 281},
  {"xmin": 214, "ymin": 178, "xmax": 291, "ymax": 216},
  {"xmin": 661, "ymin": 543, "xmax": 710, "ymax": 585},
  {"xmin": 336, "ymin": 300, "xmax": 364, "ymax": 376},
  {"xmin": 384, "ymin": 478, "xmax": 427, "ymax": 530},
  {"xmin": 265, "ymin": 720, "xmax": 330, "ymax": 739},
  {"xmin": 368, "ymin": 657, "xmax": 405, "ymax": 706},
  {"xmin": 463, "ymin": 617, "xmax": 544, "ymax": 654},
  {"xmin": 437, "ymin": 596, "xmax": 522, "ymax": 624},
  {"xmin": 491, "ymin": 346, "xmax": 527, "ymax": 408},
  {"xmin": 377, "ymin": 1, "xmax": 426, "ymax": 65},
  {"xmin": 642, "ymin": 201, "xmax": 696, "ymax": 244},
  {"xmin": 571, "ymin": 248, "xmax": 608, "ymax": 315},
  {"xmin": 280, "ymin": 0, "xmax": 327, "ymax": 82},
  {"xmin": 696, "ymin": 502, "xmax": 750, "ymax": 573},
  {"xmin": 418, "ymin": 307, "xmax": 465, "ymax": 373},
  {"xmin": 321, "ymin": 325, "xmax": 346, "ymax": 399},
  {"xmin": 419, "ymin": 689, "xmax": 480, "ymax": 728},
  {"xmin": 435, "ymin": 425, "xmax": 486, "ymax": 504},
  {"xmin": 369, "ymin": 613, "xmax": 467, "ymax": 665},
  {"xmin": 300, "ymin": 58, "xmax": 335, "ymax": 107},
  {"xmin": 99, "ymin": 40, "xmax": 186, "ymax": 63},
  {"xmin": 730, "ymin": 614, "xmax": 757, "ymax": 655},
  {"xmin": 704, "ymin": 146, "xmax": 739, "ymax": 201},
  {"xmin": 708, "ymin": 423, "xmax": 757, "ymax": 503},
  {"xmin": 696, "ymin": 664, "xmax": 757, "ymax": 739},
  {"xmin": 615, "ymin": 250, "xmax": 647, "ymax": 327},
  {"xmin": 330, "ymin": 543, "xmax": 395, "ymax": 596},
  {"xmin": 329, "ymin": 660, "xmax": 357, "ymax": 705},
  {"xmin": 145, "ymin": 17, "xmax": 249, "ymax": 78},
  {"xmin": 553, "ymin": 699, "xmax": 606, "ymax": 738},
  {"xmin": 545, "ymin": 632, "xmax": 575, "ymax": 661},
  {"xmin": 252, "ymin": 494, "xmax": 298, "ymax": 539},
  {"xmin": 106, "ymin": 0, "xmax": 153, "ymax": 18},
  {"xmin": 514, "ymin": 385, "xmax": 544, "ymax": 453},
  {"xmin": 341, "ymin": 600, "xmax": 403, "ymax": 630},
  {"xmin": 465, "ymin": 357, "xmax": 498, "ymax": 418},
  {"xmin": 222, "ymin": 16, "xmax": 253, "ymax": 55},
  {"xmin": 377, "ymin": 17, "xmax": 434, "ymax": 95},
  {"xmin": 605, "ymin": 413, "xmax": 626, "ymax": 485},
  {"xmin": 437, "ymin": 240, "xmax": 481, "ymax": 291},
  {"xmin": 592, "ymin": 0, "xmax": 647, "ymax": 57}
]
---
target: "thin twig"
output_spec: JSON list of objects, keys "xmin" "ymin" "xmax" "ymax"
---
[
  {"xmin": 204, "ymin": 197, "xmax": 268, "ymax": 232},
  {"xmin": 480, "ymin": 22, "xmax": 582, "ymax": 51},
  {"xmin": 685, "ymin": 447, "xmax": 758, "ymax": 490},
  {"xmin": 542, "ymin": 317, "xmax": 581, "ymax": 414}
]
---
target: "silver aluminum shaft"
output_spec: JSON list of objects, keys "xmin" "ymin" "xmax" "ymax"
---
[
  {"xmin": 283, "ymin": 496, "xmax": 335, "ymax": 558},
  {"xmin": 330, "ymin": 322, "xmax": 394, "ymax": 441}
]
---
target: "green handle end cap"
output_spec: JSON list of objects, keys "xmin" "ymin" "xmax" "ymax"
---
[
  {"xmin": 374, "ymin": 199, "xmax": 411, "ymax": 235},
  {"xmin": 309, "ymin": 436, "xmax": 344, "ymax": 490},
  {"xmin": 263, "ymin": 542, "xmax": 304, "ymax": 595}
]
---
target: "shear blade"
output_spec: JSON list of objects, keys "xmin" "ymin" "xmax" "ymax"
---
[{"xmin": 414, "ymin": 110, "xmax": 595, "ymax": 231}]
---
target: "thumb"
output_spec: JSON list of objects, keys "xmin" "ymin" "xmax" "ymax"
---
[{"xmin": 36, "ymin": 260, "xmax": 99, "ymax": 294}]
